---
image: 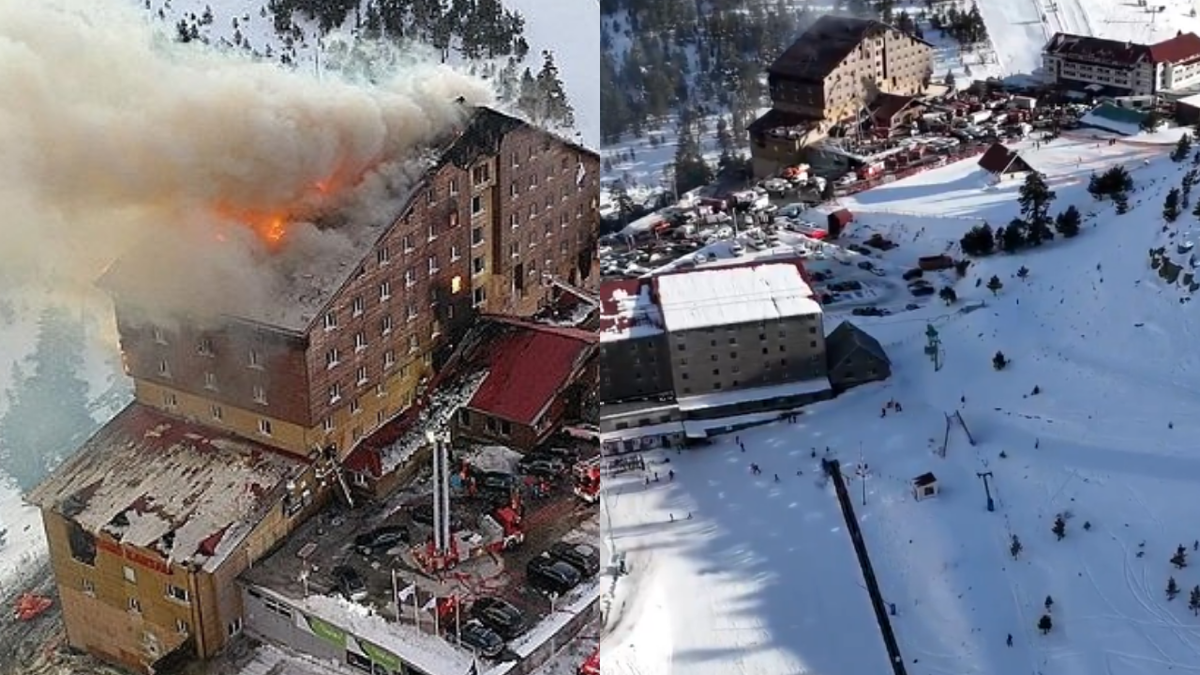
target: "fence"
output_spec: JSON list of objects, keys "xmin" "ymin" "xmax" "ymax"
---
[{"xmin": 826, "ymin": 459, "xmax": 908, "ymax": 675}]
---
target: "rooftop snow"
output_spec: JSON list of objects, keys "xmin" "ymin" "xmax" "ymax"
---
[
  {"xmin": 27, "ymin": 403, "xmax": 303, "ymax": 572},
  {"xmin": 598, "ymin": 279, "xmax": 664, "ymax": 342},
  {"xmin": 654, "ymin": 263, "xmax": 821, "ymax": 333}
]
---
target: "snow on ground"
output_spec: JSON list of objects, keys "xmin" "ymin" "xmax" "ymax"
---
[
  {"xmin": 602, "ymin": 449, "xmax": 892, "ymax": 675},
  {"xmin": 604, "ymin": 125, "xmax": 1200, "ymax": 674}
]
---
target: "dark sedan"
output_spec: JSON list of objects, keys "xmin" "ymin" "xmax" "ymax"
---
[{"xmin": 470, "ymin": 596, "xmax": 529, "ymax": 640}]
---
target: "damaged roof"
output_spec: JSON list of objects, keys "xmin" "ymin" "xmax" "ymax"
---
[
  {"xmin": 826, "ymin": 320, "xmax": 891, "ymax": 373},
  {"xmin": 98, "ymin": 107, "xmax": 597, "ymax": 336},
  {"xmin": 464, "ymin": 317, "xmax": 597, "ymax": 426},
  {"xmin": 770, "ymin": 16, "xmax": 928, "ymax": 82},
  {"xmin": 27, "ymin": 403, "xmax": 304, "ymax": 572}
]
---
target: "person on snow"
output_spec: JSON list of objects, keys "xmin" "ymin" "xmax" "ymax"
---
[
  {"xmin": 668, "ymin": 469, "xmax": 675, "ymax": 481},
  {"xmin": 1006, "ymin": 633, "xmax": 1013, "ymax": 647},
  {"xmin": 774, "ymin": 473, "xmax": 780, "ymax": 482}
]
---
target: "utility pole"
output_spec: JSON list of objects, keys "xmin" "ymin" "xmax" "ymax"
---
[
  {"xmin": 976, "ymin": 471, "xmax": 995, "ymax": 512},
  {"xmin": 925, "ymin": 324, "xmax": 942, "ymax": 371},
  {"xmin": 856, "ymin": 443, "xmax": 869, "ymax": 506}
]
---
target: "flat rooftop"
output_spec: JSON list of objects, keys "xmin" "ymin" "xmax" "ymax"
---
[
  {"xmin": 27, "ymin": 403, "xmax": 305, "ymax": 572},
  {"xmin": 598, "ymin": 279, "xmax": 664, "ymax": 343},
  {"xmin": 654, "ymin": 262, "xmax": 821, "ymax": 333}
]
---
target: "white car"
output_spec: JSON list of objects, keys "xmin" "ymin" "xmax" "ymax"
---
[{"xmin": 730, "ymin": 242, "xmax": 745, "ymax": 256}]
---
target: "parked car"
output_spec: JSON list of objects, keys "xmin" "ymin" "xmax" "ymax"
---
[
  {"xmin": 902, "ymin": 268, "xmax": 924, "ymax": 281},
  {"xmin": 354, "ymin": 525, "xmax": 409, "ymax": 555},
  {"xmin": 548, "ymin": 541, "xmax": 601, "ymax": 578},
  {"xmin": 852, "ymin": 306, "xmax": 886, "ymax": 317},
  {"xmin": 857, "ymin": 260, "xmax": 874, "ymax": 271},
  {"xmin": 910, "ymin": 285, "xmax": 936, "ymax": 297},
  {"xmin": 331, "ymin": 565, "xmax": 367, "ymax": 602},
  {"xmin": 477, "ymin": 471, "xmax": 518, "ymax": 492},
  {"xmin": 519, "ymin": 458, "xmax": 567, "ymax": 478},
  {"xmin": 905, "ymin": 303, "xmax": 920, "ymax": 311},
  {"xmin": 470, "ymin": 596, "xmax": 529, "ymax": 639},
  {"xmin": 458, "ymin": 620, "xmax": 506, "ymax": 658},
  {"xmin": 870, "ymin": 268, "xmax": 886, "ymax": 277},
  {"xmin": 526, "ymin": 554, "xmax": 582, "ymax": 595}
]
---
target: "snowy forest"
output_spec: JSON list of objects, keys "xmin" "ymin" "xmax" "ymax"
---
[{"xmin": 165, "ymin": 0, "xmax": 577, "ymax": 132}]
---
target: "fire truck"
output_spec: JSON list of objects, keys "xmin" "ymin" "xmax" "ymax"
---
[
  {"xmin": 577, "ymin": 647, "xmax": 599, "ymax": 675},
  {"xmin": 572, "ymin": 456, "xmax": 601, "ymax": 504}
]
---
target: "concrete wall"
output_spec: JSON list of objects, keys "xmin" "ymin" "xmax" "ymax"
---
[
  {"xmin": 599, "ymin": 334, "xmax": 672, "ymax": 403},
  {"xmin": 668, "ymin": 314, "xmax": 827, "ymax": 397}
]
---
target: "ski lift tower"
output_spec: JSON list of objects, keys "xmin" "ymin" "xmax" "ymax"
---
[{"xmin": 925, "ymin": 324, "xmax": 943, "ymax": 371}]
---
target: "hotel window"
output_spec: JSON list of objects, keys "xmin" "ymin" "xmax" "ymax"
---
[
  {"xmin": 152, "ymin": 327, "xmax": 168, "ymax": 345},
  {"xmin": 376, "ymin": 383, "xmax": 386, "ymax": 398},
  {"xmin": 128, "ymin": 597, "xmax": 142, "ymax": 613},
  {"xmin": 253, "ymin": 385, "xmax": 267, "ymax": 405},
  {"xmin": 258, "ymin": 419, "xmax": 272, "ymax": 436},
  {"xmin": 472, "ymin": 286, "xmax": 486, "ymax": 307},
  {"xmin": 352, "ymin": 297, "xmax": 364, "ymax": 317},
  {"xmin": 377, "ymin": 247, "xmax": 390, "ymax": 265},
  {"xmin": 329, "ymin": 383, "xmax": 342, "ymax": 404},
  {"xmin": 530, "ymin": 173, "xmax": 538, "ymax": 189},
  {"xmin": 383, "ymin": 350, "xmax": 396, "ymax": 369},
  {"xmin": 323, "ymin": 312, "xmax": 338, "ymax": 330},
  {"xmin": 351, "ymin": 398, "xmax": 362, "ymax": 415},
  {"xmin": 472, "ymin": 256, "xmax": 485, "ymax": 275},
  {"xmin": 163, "ymin": 392, "xmax": 177, "ymax": 408},
  {"xmin": 451, "ymin": 245, "xmax": 461, "ymax": 262},
  {"xmin": 175, "ymin": 619, "xmax": 190, "ymax": 636},
  {"xmin": 427, "ymin": 223, "xmax": 437, "ymax": 241},
  {"xmin": 406, "ymin": 303, "xmax": 418, "ymax": 321},
  {"xmin": 510, "ymin": 182, "xmax": 519, "ymax": 197},
  {"xmin": 428, "ymin": 255, "xmax": 439, "ymax": 274},
  {"xmin": 248, "ymin": 349, "xmax": 262, "ymax": 369},
  {"xmin": 381, "ymin": 314, "xmax": 393, "ymax": 335},
  {"xmin": 472, "ymin": 227, "xmax": 484, "ymax": 246},
  {"xmin": 380, "ymin": 281, "xmax": 392, "ymax": 301},
  {"xmin": 376, "ymin": 410, "xmax": 387, "ymax": 425},
  {"xmin": 203, "ymin": 372, "xmax": 217, "ymax": 390},
  {"xmin": 510, "ymin": 151, "xmax": 519, "ymax": 168},
  {"xmin": 408, "ymin": 335, "xmax": 419, "ymax": 353},
  {"xmin": 166, "ymin": 584, "xmax": 189, "ymax": 604},
  {"xmin": 449, "ymin": 178, "xmax": 459, "ymax": 196},
  {"xmin": 425, "ymin": 188, "xmax": 435, "ymax": 204},
  {"xmin": 356, "ymin": 366, "xmax": 368, "ymax": 385},
  {"xmin": 510, "ymin": 213, "xmax": 520, "ymax": 230},
  {"xmin": 449, "ymin": 211, "xmax": 459, "ymax": 228},
  {"xmin": 403, "ymin": 235, "xmax": 414, "ymax": 253},
  {"xmin": 82, "ymin": 579, "xmax": 95, "ymax": 596},
  {"xmin": 322, "ymin": 418, "xmax": 334, "ymax": 432},
  {"xmin": 211, "ymin": 404, "xmax": 223, "ymax": 420},
  {"xmin": 405, "ymin": 268, "xmax": 417, "ymax": 287},
  {"xmin": 471, "ymin": 195, "xmax": 483, "ymax": 215},
  {"xmin": 198, "ymin": 336, "xmax": 214, "ymax": 356},
  {"xmin": 472, "ymin": 163, "xmax": 490, "ymax": 185},
  {"xmin": 158, "ymin": 359, "xmax": 171, "ymax": 378},
  {"xmin": 123, "ymin": 566, "xmax": 137, "ymax": 583},
  {"xmin": 354, "ymin": 332, "xmax": 367, "ymax": 351},
  {"xmin": 325, "ymin": 348, "xmax": 340, "ymax": 368}
]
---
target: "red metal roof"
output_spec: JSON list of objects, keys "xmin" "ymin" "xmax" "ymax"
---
[
  {"xmin": 1150, "ymin": 32, "xmax": 1200, "ymax": 63},
  {"xmin": 467, "ymin": 320, "xmax": 596, "ymax": 426}
]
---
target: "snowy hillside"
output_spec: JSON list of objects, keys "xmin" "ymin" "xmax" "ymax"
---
[
  {"xmin": 602, "ymin": 129, "xmax": 1200, "ymax": 675},
  {"xmin": 139, "ymin": 0, "xmax": 598, "ymax": 147}
]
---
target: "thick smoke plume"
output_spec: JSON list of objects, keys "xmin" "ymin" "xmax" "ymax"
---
[{"xmin": 0, "ymin": 0, "xmax": 492, "ymax": 324}]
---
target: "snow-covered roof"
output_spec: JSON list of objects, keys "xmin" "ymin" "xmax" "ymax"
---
[
  {"xmin": 654, "ymin": 263, "xmax": 821, "ymax": 333},
  {"xmin": 599, "ymin": 279, "xmax": 664, "ymax": 342},
  {"xmin": 27, "ymin": 403, "xmax": 303, "ymax": 573},
  {"xmin": 675, "ymin": 377, "xmax": 832, "ymax": 412}
]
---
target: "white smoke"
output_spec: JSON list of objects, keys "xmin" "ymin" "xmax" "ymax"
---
[{"xmin": 0, "ymin": 0, "xmax": 493, "ymax": 322}]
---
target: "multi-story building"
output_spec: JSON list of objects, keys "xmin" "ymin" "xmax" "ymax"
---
[
  {"xmin": 1042, "ymin": 31, "xmax": 1200, "ymax": 96},
  {"xmin": 29, "ymin": 106, "xmax": 599, "ymax": 675},
  {"xmin": 749, "ymin": 15, "xmax": 933, "ymax": 177},
  {"xmin": 597, "ymin": 260, "xmax": 836, "ymax": 453}
]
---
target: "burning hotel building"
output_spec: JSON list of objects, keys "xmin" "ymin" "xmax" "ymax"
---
[{"xmin": 27, "ymin": 106, "xmax": 599, "ymax": 674}]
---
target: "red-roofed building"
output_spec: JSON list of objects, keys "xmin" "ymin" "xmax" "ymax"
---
[
  {"xmin": 1044, "ymin": 31, "xmax": 1200, "ymax": 96},
  {"xmin": 452, "ymin": 318, "xmax": 597, "ymax": 450}
]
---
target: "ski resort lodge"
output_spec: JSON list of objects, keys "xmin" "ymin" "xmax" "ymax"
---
[
  {"xmin": 597, "ymin": 259, "xmax": 890, "ymax": 453},
  {"xmin": 748, "ymin": 15, "xmax": 935, "ymax": 177},
  {"xmin": 1041, "ymin": 31, "xmax": 1200, "ymax": 97},
  {"xmin": 28, "ymin": 107, "xmax": 600, "ymax": 675}
]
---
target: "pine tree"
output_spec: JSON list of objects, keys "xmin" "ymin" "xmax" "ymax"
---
[
  {"xmin": 1000, "ymin": 219, "xmax": 1026, "ymax": 252},
  {"xmin": 1172, "ymin": 544, "xmax": 1188, "ymax": 569},
  {"xmin": 939, "ymin": 286, "xmax": 958, "ymax": 305},
  {"xmin": 1190, "ymin": 586, "xmax": 1200, "ymax": 615},
  {"xmin": 1173, "ymin": 132, "xmax": 1193, "ymax": 162},
  {"xmin": 993, "ymin": 350, "xmax": 1008, "ymax": 370},
  {"xmin": 1052, "ymin": 515, "xmax": 1066, "ymax": 540},
  {"xmin": 1055, "ymin": 205, "xmax": 1082, "ymax": 238},
  {"xmin": 1115, "ymin": 193, "xmax": 1130, "ymax": 214},
  {"xmin": 1017, "ymin": 265, "xmax": 1029, "ymax": 280},
  {"xmin": 1037, "ymin": 614, "xmax": 1053, "ymax": 634},
  {"xmin": 1010, "ymin": 534, "xmax": 1023, "ymax": 558},
  {"xmin": 1044, "ymin": 595, "xmax": 1054, "ymax": 611},
  {"xmin": 534, "ymin": 51, "xmax": 576, "ymax": 130},
  {"xmin": 1168, "ymin": 576, "xmax": 1180, "ymax": 600},
  {"xmin": 1164, "ymin": 187, "xmax": 1181, "ymax": 223},
  {"xmin": 986, "ymin": 275, "xmax": 1003, "ymax": 296},
  {"xmin": 1018, "ymin": 172, "xmax": 1056, "ymax": 230}
]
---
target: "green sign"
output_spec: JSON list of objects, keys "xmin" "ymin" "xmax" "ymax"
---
[
  {"xmin": 361, "ymin": 641, "xmax": 403, "ymax": 673},
  {"xmin": 307, "ymin": 616, "xmax": 347, "ymax": 647}
]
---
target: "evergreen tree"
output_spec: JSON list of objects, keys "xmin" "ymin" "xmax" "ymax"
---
[
  {"xmin": 939, "ymin": 286, "xmax": 958, "ymax": 305},
  {"xmin": 0, "ymin": 307, "xmax": 98, "ymax": 490},
  {"xmin": 534, "ymin": 50, "xmax": 575, "ymax": 130},
  {"xmin": 1044, "ymin": 595, "xmax": 1054, "ymax": 611},
  {"xmin": 986, "ymin": 274, "xmax": 1003, "ymax": 296},
  {"xmin": 1017, "ymin": 265, "xmax": 1029, "ymax": 280},
  {"xmin": 1172, "ymin": 132, "xmax": 1193, "ymax": 162},
  {"xmin": 993, "ymin": 350, "xmax": 1008, "ymax": 370},
  {"xmin": 1010, "ymin": 534, "xmax": 1023, "ymax": 559},
  {"xmin": 1000, "ymin": 220, "xmax": 1026, "ymax": 252},
  {"xmin": 1055, "ymin": 205, "xmax": 1082, "ymax": 238},
  {"xmin": 1168, "ymin": 576, "xmax": 1180, "ymax": 600},
  {"xmin": 1172, "ymin": 544, "xmax": 1189, "ymax": 569},
  {"xmin": 1115, "ymin": 193, "xmax": 1130, "ymax": 214},
  {"xmin": 671, "ymin": 123, "xmax": 714, "ymax": 195},
  {"xmin": 1190, "ymin": 586, "xmax": 1200, "ymax": 615},
  {"xmin": 1164, "ymin": 187, "xmax": 1182, "ymax": 223},
  {"xmin": 1018, "ymin": 172, "xmax": 1056, "ymax": 231},
  {"xmin": 1038, "ymin": 614, "xmax": 1053, "ymax": 634},
  {"xmin": 1052, "ymin": 515, "xmax": 1066, "ymax": 540}
]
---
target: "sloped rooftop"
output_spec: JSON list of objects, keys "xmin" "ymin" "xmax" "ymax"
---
[{"xmin": 27, "ymin": 403, "xmax": 305, "ymax": 572}]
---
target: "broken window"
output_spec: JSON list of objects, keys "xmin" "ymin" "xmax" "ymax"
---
[{"xmin": 67, "ymin": 520, "xmax": 96, "ymax": 566}]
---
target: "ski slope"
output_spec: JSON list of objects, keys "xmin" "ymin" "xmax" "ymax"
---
[{"xmin": 603, "ymin": 128, "xmax": 1200, "ymax": 675}]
